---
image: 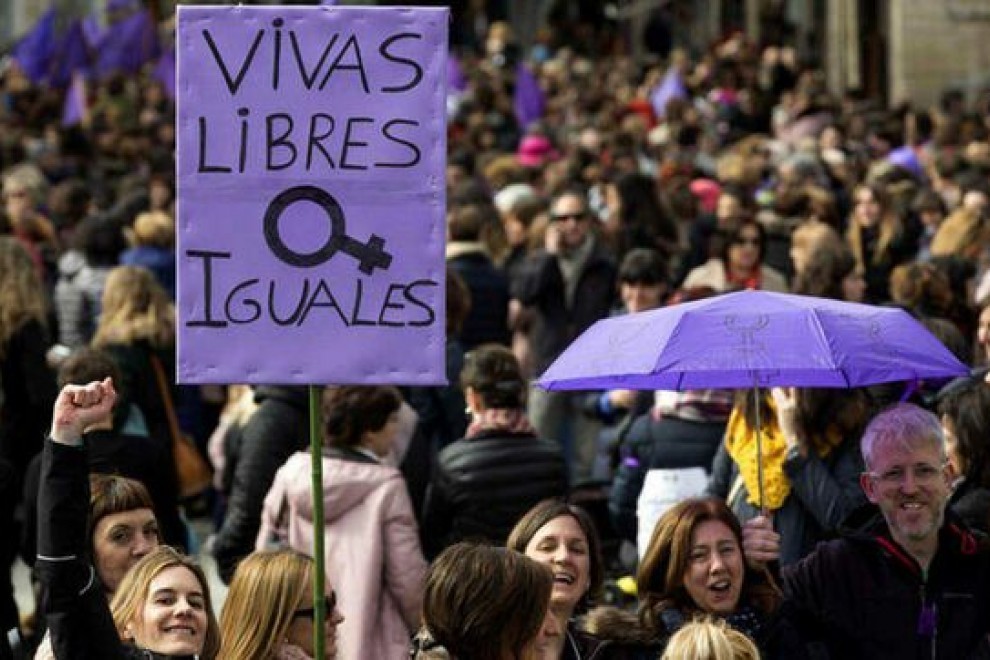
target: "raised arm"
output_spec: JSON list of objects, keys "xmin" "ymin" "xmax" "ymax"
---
[{"xmin": 37, "ymin": 379, "xmax": 127, "ymax": 660}]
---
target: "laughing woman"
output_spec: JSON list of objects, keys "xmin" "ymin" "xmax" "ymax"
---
[
  {"xmin": 585, "ymin": 497, "xmax": 803, "ymax": 658},
  {"xmin": 507, "ymin": 499, "xmax": 608, "ymax": 659}
]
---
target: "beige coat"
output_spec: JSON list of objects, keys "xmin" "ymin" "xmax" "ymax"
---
[{"xmin": 682, "ymin": 258, "xmax": 789, "ymax": 293}]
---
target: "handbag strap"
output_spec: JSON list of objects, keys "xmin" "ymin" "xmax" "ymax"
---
[{"xmin": 148, "ymin": 352, "xmax": 183, "ymax": 443}]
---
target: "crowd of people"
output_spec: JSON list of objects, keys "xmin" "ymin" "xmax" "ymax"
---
[{"xmin": 3, "ymin": 3, "xmax": 990, "ymax": 659}]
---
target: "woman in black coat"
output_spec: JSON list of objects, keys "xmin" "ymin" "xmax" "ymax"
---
[{"xmin": 420, "ymin": 344, "xmax": 567, "ymax": 558}]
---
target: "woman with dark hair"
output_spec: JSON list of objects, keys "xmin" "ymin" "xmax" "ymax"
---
[
  {"xmin": 421, "ymin": 345, "xmax": 567, "ymax": 559},
  {"xmin": 937, "ymin": 377, "xmax": 990, "ymax": 533},
  {"xmin": 257, "ymin": 385, "xmax": 426, "ymax": 660},
  {"xmin": 507, "ymin": 499, "xmax": 608, "ymax": 659},
  {"xmin": 586, "ymin": 497, "xmax": 800, "ymax": 657},
  {"xmin": 604, "ymin": 172, "xmax": 679, "ymax": 260},
  {"xmin": 682, "ymin": 218, "xmax": 787, "ymax": 293},
  {"xmin": 411, "ymin": 541, "xmax": 553, "ymax": 660}
]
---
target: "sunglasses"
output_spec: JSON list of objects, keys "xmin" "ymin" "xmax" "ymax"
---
[
  {"xmin": 551, "ymin": 211, "xmax": 587, "ymax": 223},
  {"xmin": 293, "ymin": 592, "xmax": 337, "ymax": 620},
  {"xmin": 732, "ymin": 236, "xmax": 760, "ymax": 246}
]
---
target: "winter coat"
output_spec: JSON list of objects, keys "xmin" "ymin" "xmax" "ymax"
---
[
  {"xmin": 258, "ymin": 448, "xmax": 426, "ymax": 660},
  {"xmin": 420, "ymin": 429, "xmax": 567, "ymax": 558},
  {"xmin": 780, "ymin": 506, "xmax": 990, "ymax": 659},
  {"xmin": 53, "ymin": 251, "xmax": 110, "ymax": 349},
  {"xmin": 120, "ymin": 246, "xmax": 176, "ymax": 300},
  {"xmin": 213, "ymin": 385, "xmax": 309, "ymax": 582},
  {"xmin": 950, "ymin": 480, "xmax": 990, "ymax": 535},
  {"xmin": 35, "ymin": 439, "xmax": 201, "ymax": 660},
  {"xmin": 583, "ymin": 601, "xmax": 813, "ymax": 660},
  {"xmin": 681, "ymin": 258, "xmax": 788, "ymax": 293},
  {"xmin": 446, "ymin": 244, "xmax": 511, "ymax": 349},
  {"xmin": 706, "ymin": 436, "xmax": 867, "ymax": 566},
  {"xmin": 609, "ymin": 413, "xmax": 725, "ymax": 542},
  {"xmin": 511, "ymin": 242, "xmax": 616, "ymax": 375},
  {"xmin": 0, "ymin": 318, "xmax": 57, "ymax": 479}
]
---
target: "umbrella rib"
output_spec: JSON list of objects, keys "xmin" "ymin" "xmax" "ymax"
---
[{"xmin": 809, "ymin": 309, "xmax": 840, "ymax": 372}]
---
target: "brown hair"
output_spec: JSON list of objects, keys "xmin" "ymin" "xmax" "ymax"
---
[
  {"xmin": 323, "ymin": 385, "xmax": 403, "ymax": 448},
  {"xmin": 846, "ymin": 182, "xmax": 904, "ymax": 269},
  {"xmin": 446, "ymin": 267, "xmax": 471, "ymax": 336},
  {"xmin": 460, "ymin": 344, "xmax": 526, "ymax": 409},
  {"xmin": 889, "ymin": 261, "xmax": 954, "ymax": 318},
  {"xmin": 637, "ymin": 497, "xmax": 780, "ymax": 632},
  {"xmin": 88, "ymin": 474, "xmax": 156, "ymax": 563},
  {"xmin": 110, "ymin": 546, "xmax": 220, "ymax": 660},
  {"xmin": 421, "ymin": 542, "xmax": 551, "ymax": 660},
  {"xmin": 0, "ymin": 237, "xmax": 47, "ymax": 356},
  {"xmin": 507, "ymin": 498, "xmax": 605, "ymax": 612}
]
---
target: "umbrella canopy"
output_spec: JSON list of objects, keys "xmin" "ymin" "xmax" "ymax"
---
[{"xmin": 538, "ymin": 290, "xmax": 968, "ymax": 391}]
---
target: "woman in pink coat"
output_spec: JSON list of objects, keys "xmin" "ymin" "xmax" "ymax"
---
[{"xmin": 257, "ymin": 386, "xmax": 427, "ymax": 660}]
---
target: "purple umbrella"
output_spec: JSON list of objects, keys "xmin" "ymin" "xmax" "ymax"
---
[{"xmin": 538, "ymin": 290, "xmax": 968, "ymax": 508}]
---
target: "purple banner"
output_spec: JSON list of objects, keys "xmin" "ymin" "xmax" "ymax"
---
[{"xmin": 177, "ymin": 6, "xmax": 448, "ymax": 385}]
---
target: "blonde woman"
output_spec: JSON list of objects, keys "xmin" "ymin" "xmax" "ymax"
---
[
  {"xmin": 220, "ymin": 550, "xmax": 344, "ymax": 660},
  {"xmin": 92, "ymin": 265, "xmax": 178, "ymax": 469},
  {"xmin": 661, "ymin": 617, "xmax": 760, "ymax": 660},
  {"xmin": 0, "ymin": 237, "xmax": 57, "ymax": 476}
]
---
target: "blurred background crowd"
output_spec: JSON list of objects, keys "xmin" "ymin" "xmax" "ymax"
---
[{"xmin": 3, "ymin": 0, "xmax": 990, "ymax": 658}]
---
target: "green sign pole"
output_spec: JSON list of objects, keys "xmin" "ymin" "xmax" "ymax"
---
[{"xmin": 309, "ymin": 385, "xmax": 326, "ymax": 658}]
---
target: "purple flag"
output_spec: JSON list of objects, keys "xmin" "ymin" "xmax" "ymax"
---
[
  {"xmin": 154, "ymin": 47, "xmax": 176, "ymax": 100},
  {"xmin": 650, "ymin": 67, "xmax": 687, "ymax": 119},
  {"xmin": 94, "ymin": 8, "xmax": 160, "ymax": 78},
  {"xmin": 81, "ymin": 14, "xmax": 103, "ymax": 48},
  {"xmin": 176, "ymin": 6, "xmax": 448, "ymax": 385},
  {"xmin": 447, "ymin": 53, "xmax": 467, "ymax": 93},
  {"xmin": 513, "ymin": 63, "xmax": 544, "ymax": 129},
  {"xmin": 62, "ymin": 70, "xmax": 87, "ymax": 126},
  {"xmin": 12, "ymin": 8, "xmax": 57, "ymax": 84},
  {"xmin": 48, "ymin": 19, "xmax": 93, "ymax": 88}
]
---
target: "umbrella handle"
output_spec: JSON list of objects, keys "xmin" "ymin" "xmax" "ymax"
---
[{"xmin": 753, "ymin": 385, "xmax": 766, "ymax": 515}]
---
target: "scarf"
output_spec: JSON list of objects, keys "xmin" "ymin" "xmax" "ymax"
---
[
  {"xmin": 661, "ymin": 603, "xmax": 762, "ymax": 641},
  {"xmin": 558, "ymin": 235, "xmax": 595, "ymax": 309},
  {"xmin": 466, "ymin": 408, "xmax": 536, "ymax": 438},
  {"xmin": 274, "ymin": 643, "xmax": 313, "ymax": 660},
  {"xmin": 724, "ymin": 394, "xmax": 843, "ymax": 510}
]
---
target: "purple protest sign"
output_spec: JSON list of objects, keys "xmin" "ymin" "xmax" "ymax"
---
[{"xmin": 177, "ymin": 6, "xmax": 448, "ymax": 385}]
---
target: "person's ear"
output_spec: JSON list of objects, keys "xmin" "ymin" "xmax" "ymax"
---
[
  {"xmin": 464, "ymin": 386, "xmax": 483, "ymax": 414},
  {"xmin": 860, "ymin": 472, "xmax": 878, "ymax": 503}
]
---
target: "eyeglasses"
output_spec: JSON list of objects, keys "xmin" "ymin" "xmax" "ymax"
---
[
  {"xmin": 293, "ymin": 592, "xmax": 337, "ymax": 620},
  {"xmin": 866, "ymin": 463, "xmax": 947, "ymax": 488},
  {"xmin": 732, "ymin": 236, "xmax": 760, "ymax": 246},
  {"xmin": 3, "ymin": 190, "xmax": 27, "ymax": 200},
  {"xmin": 551, "ymin": 211, "xmax": 588, "ymax": 223}
]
